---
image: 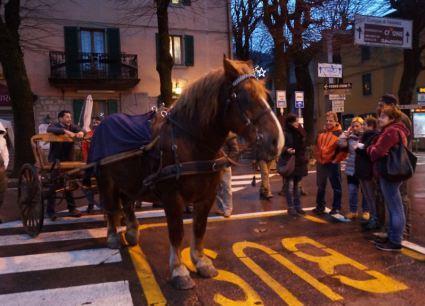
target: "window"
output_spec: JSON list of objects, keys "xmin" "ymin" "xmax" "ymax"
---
[
  {"xmin": 361, "ymin": 46, "xmax": 371, "ymax": 61},
  {"xmin": 170, "ymin": 35, "xmax": 183, "ymax": 65},
  {"xmin": 80, "ymin": 29, "xmax": 105, "ymax": 72},
  {"xmin": 156, "ymin": 34, "xmax": 194, "ymax": 67},
  {"xmin": 171, "ymin": 0, "xmax": 191, "ymax": 5},
  {"xmin": 362, "ymin": 73, "xmax": 372, "ymax": 96},
  {"xmin": 73, "ymin": 99, "xmax": 118, "ymax": 124}
]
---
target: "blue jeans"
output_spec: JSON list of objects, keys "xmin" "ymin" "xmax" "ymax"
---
[
  {"xmin": 216, "ymin": 167, "xmax": 233, "ymax": 214},
  {"xmin": 360, "ymin": 179, "xmax": 377, "ymax": 220},
  {"xmin": 380, "ymin": 178, "xmax": 404, "ymax": 245},
  {"xmin": 347, "ymin": 175, "xmax": 369, "ymax": 213},
  {"xmin": 316, "ymin": 163, "xmax": 342, "ymax": 211},
  {"xmin": 283, "ymin": 176, "xmax": 301, "ymax": 210}
]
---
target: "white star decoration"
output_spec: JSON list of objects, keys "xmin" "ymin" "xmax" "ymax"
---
[{"xmin": 254, "ymin": 65, "xmax": 267, "ymax": 78}]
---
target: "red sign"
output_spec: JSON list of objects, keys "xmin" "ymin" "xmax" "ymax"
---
[{"xmin": 0, "ymin": 84, "xmax": 11, "ymax": 107}]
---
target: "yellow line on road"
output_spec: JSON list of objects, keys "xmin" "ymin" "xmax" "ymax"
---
[
  {"xmin": 303, "ymin": 215, "xmax": 329, "ymax": 224},
  {"xmin": 401, "ymin": 248, "xmax": 425, "ymax": 261}
]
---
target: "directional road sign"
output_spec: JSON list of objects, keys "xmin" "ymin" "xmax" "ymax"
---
[
  {"xmin": 323, "ymin": 83, "xmax": 352, "ymax": 95},
  {"xmin": 318, "ymin": 63, "xmax": 343, "ymax": 78},
  {"xmin": 354, "ymin": 15, "xmax": 412, "ymax": 49},
  {"xmin": 329, "ymin": 94, "xmax": 346, "ymax": 100},
  {"xmin": 295, "ymin": 91, "xmax": 304, "ymax": 109},
  {"xmin": 276, "ymin": 90, "xmax": 287, "ymax": 108}
]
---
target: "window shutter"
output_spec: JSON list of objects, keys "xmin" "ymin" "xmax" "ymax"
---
[
  {"xmin": 72, "ymin": 99, "xmax": 84, "ymax": 125},
  {"xmin": 108, "ymin": 100, "xmax": 118, "ymax": 114},
  {"xmin": 182, "ymin": 0, "xmax": 191, "ymax": 6},
  {"xmin": 106, "ymin": 28, "xmax": 121, "ymax": 78},
  {"xmin": 64, "ymin": 27, "xmax": 80, "ymax": 78},
  {"xmin": 184, "ymin": 35, "xmax": 194, "ymax": 66}
]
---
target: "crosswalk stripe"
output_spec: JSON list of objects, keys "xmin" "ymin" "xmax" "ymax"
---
[
  {"xmin": 0, "ymin": 281, "xmax": 133, "ymax": 306},
  {"xmin": 0, "ymin": 248, "xmax": 121, "ymax": 275},
  {"xmin": 0, "ymin": 209, "xmax": 165, "ymax": 230}
]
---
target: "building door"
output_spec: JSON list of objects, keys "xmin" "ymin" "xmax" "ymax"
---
[{"xmin": 80, "ymin": 29, "xmax": 106, "ymax": 76}]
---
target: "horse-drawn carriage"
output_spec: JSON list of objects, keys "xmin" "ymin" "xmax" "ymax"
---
[
  {"xmin": 17, "ymin": 133, "xmax": 96, "ymax": 237},
  {"xmin": 16, "ymin": 58, "xmax": 284, "ymax": 290}
]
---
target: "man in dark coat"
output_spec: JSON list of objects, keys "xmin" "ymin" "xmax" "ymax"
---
[
  {"xmin": 46, "ymin": 110, "xmax": 84, "ymax": 220},
  {"xmin": 280, "ymin": 113, "xmax": 308, "ymax": 215}
]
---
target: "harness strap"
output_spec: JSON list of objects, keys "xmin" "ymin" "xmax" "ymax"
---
[{"xmin": 143, "ymin": 157, "xmax": 229, "ymax": 187}]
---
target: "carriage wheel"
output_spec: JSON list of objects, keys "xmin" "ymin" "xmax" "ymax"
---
[{"xmin": 17, "ymin": 164, "xmax": 44, "ymax": 237}]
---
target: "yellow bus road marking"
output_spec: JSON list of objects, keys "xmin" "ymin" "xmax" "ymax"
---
[
  {"xmin": 128, "ymin": 244, "xmax": 167, "ymax": 306},
  {"xmin": 233, "ymin": 241, "xmax": 343, "ymax": 304},
  {"xmin": 303, "ymin": 215, "xmax": 329, "ymax": 224},
  {"xmin": 282, "ymin": 236, "xmax": 408, "ymax": 294},
  {"xmin": 401, "ymin": 248, "xmax": 425, "ymax": 261},
  {"xmin": 181, "ymin": 248, "xmax": 264, "ymax": 306}
]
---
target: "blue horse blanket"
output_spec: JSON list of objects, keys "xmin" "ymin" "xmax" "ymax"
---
[{"xmin": 87, "ymin": 111, "xmax": 155, "ymax": 163}]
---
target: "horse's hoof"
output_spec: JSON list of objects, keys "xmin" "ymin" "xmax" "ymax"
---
[
  {"xmin": 125, "ymin": 230, "xmax": 139, "ymax": 246},
  {"xmin": 197, "ymin": 264, "xmax": 218, "ymax": 278},
  {"xmin": 170, "ymin": 275, "xmax": 196, "ymax": 290},
  {"xmin": 106, "ymin": 235, "xmax": 121, "ymax": 249}
]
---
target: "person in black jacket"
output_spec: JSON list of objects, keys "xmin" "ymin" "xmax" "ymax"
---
[
  {"xmin": 46, "ymin": 110, "xmax": 84, "ymax": 220},
  {"xmin": 280, "ymin": 113, "xmax": 308, "ymax": 216},
  {"xmin": 355, "ymin": 116, "xmax": 380, "ymax": 230}
]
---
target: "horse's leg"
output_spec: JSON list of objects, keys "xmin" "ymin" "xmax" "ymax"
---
[
  {"xmin": 191, "ymin": 193, "xmax": 218, "ymax": 278},
  {"xmin": 121, "ymin": 193, "xmax": 139, "ymax": 246},
  {"xmin": 164, "ymin": 195, "xmax": 195, "ymax": 290},
  {"xmin": 98, "ymin": 171, "xmax": 121, "ymax": 249}
]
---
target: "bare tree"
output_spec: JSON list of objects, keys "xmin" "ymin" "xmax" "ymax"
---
[
  {"xmin": 262, "ymin": 0, "xmax": 290, "ymax": 92},
  {"xmin": 0, "ymin": 0, "xmax": 36, "ymax": 174},
  {"xmin": 391, "ymin": 0, "xmax": 425, "ymax": 105},
  {"xmin": 232, "ymin": 0, "xmax": 262, "ymax": 60}
]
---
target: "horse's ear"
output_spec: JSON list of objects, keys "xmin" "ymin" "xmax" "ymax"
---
[{"xmin": 223, "ymin": 56, "xmax": 239, "ymax": 81}]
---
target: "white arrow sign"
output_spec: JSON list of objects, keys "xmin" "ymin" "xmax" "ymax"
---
[{"xmin": 318, "ymin": 63, "xmax": 343, "ymax": 78}]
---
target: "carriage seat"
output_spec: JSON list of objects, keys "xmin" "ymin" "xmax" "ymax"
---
[{"xmin": 31, "ymin": 134, "xmax": 87, "ymax": 170}]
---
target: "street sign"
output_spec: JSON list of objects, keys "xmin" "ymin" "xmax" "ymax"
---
[
  {"xmin": 318, "ymin": 63, "xmax": 342, "ymax": 78},
  {"xmin": 354, "ymin": 15, "xmax": 412, "ymax": 49},
  {"xmin": 332, "ymin": 99, "xmax": 345, "ymax": 113},
  {"xmin": 398, "ymin": 104, "xmax": 425, "ymax": 110},
  {"xmin": 295, "ymin": 91, "xmax": 304, "ymax": 109},
  {"xmin": 329, "ymin": 94, "xmax": 346, "ymax": 100},
  {"xmin": 417, "ymin": 93, "xmax": 425, "ymax": 104},
  {"xmin": 324, "ymin": 83, "xmax": 352, "ymax": 96},
  {"xmin": 276, "ymin": 90, "xmax": 287, "ymax": 108}
]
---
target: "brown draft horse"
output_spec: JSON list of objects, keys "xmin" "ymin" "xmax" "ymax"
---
[{"xmin": 95, "ymin": 57, "xmax": 284, "ymax": 290}]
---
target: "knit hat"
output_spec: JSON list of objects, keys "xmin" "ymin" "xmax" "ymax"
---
[{"xmin": 380, "ymin": 94, "xmax": 399, "ymax": 105}]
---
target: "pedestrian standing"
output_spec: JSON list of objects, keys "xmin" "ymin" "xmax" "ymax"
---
[
  {"xmin": 216, "ymin": 133, "xmax": 239, "ymax": 218},
  {"xmin": 367, "ymin": 105, "xmax": 409, "ymax": 251},
  {"xmin": 313, "ymin": 111, "xmax": 347, "ymax": 216},
  {"xmin": 280, "ymin": 114, "xmax": 308, "ymax": 216},
  {"xmin": 355, "ymin": 116, "xmax": 380, "ymax": 230},
  {"xmin": 0, "ymin": 122, "xmax": 9, "ymax": 224},
  {"xmin": 376, "ymin": 94, "xmax": 412, "ymax": 239},
  {"xmin": 338, "ymin": 116, "xmax": 369, "ymax": 220}
]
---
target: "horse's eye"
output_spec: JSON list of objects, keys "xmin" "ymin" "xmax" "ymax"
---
[{"xmin": 231, "ymin": 92, "xmax": 237, "ymax": 100}]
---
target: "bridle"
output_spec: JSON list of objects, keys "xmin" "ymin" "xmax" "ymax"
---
[{"xmin": 226, "ymin": 73, "xmax": 272, "ymax": 146}]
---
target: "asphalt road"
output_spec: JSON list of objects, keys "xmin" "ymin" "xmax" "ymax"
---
[{"xmin": 0, "ymin": 155, "xmax": 424, "ymax": 305}]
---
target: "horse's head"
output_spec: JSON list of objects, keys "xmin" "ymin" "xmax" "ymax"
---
[{"xmin": 222, "ymin": 57, "xmax": 284, "ymax": 161}]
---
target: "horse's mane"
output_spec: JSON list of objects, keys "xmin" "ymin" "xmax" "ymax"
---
[{"xmin": 172, "ymin": 60, "xmax": 267, "ymax": 127}]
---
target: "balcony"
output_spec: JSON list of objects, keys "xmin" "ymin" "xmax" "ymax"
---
[{"xmin": 49, "ymin": 51, "xmax": 140, "ymax": 90}]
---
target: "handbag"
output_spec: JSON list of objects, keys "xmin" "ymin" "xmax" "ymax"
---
[
  {"xmin": 277, "ymin": 154, "xmax": 295, "ymax": 177},
  {"xmin": 379, "ymin": 132, "xmax": 417, "ymax": 182}
]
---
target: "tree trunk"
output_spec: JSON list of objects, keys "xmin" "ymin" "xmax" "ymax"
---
[
  {"xmin": 294, "ymin": 55, "xmax": 315, "ymax": 145},
  {"xmin": 156, "ymin": 0, "xmax": 173, "ymax": 107},
  {"xmin": 1, "ymin": 43, "xmax": 36, "ymax": 175},
  {"xmin": 398, "ymin": 46, "xmax": 422, "ymax": 105},
  {"xmin": 273, "ymin": 40, "xmax": 287, "ymax": 91}
]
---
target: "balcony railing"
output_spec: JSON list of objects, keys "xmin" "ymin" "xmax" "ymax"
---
[{"xmin": 49, "ymin": 51, "xmax": 139, "ymax": 90}]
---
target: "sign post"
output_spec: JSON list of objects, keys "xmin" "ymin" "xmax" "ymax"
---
[
  {"xmin": 295, "ymin": 91, "xmax": 304, "ymax": 124},
  {"xmin": 276, "ymin": 90, "xmax": 287, "ymax": 113},
  {"xmin": 318, "ymin": 63, "xmax": 343, "ymax": 78},
  {"xmin": 354, "ymin": 15, "xmax": 413, "ymax": 49}
]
